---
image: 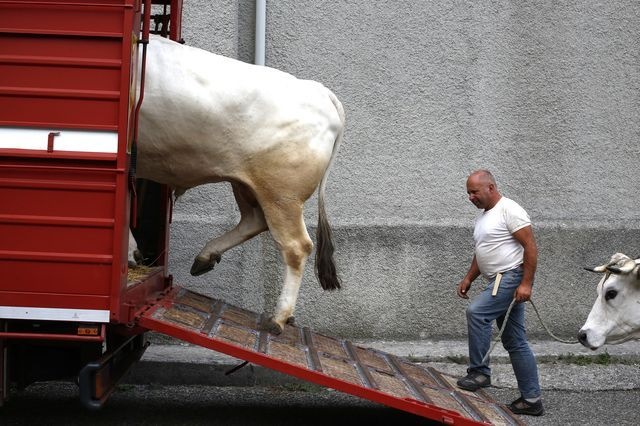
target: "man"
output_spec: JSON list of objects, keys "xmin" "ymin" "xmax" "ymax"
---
[{"xmin": 456, "ymin": 169, "xmax": 543, "ymax": 416}]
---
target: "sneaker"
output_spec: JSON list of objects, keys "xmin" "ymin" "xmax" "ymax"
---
[
  {"xmin": 508, "ymin": 397, "xmax": 544, "ymax": 416},
  {"xmin": 456, "ymin": 370, "xmax": 491, "ymax": 391}
]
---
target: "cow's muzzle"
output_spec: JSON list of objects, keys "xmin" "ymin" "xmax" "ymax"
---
[{"xmin": 577, "ymin": 329, "xmax": 599, "ymax": 350}]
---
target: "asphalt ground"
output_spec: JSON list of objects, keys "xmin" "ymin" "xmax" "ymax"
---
[
  {"xmin": 3, "ymin": 338, "xmax": 639, "ymax": 425},
  {"xmin": 121, "ymin": 338, "xmax": 640, "ymax": 425}
]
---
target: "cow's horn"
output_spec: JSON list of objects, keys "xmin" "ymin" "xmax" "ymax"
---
[
  {"xmin": 606, "ymin": 258, "xmax": 636, "ymax": 274},
  {"xmin": 586, "ymin": 253, "xmax": 634, "ymax": 273},
  {"xmin": 585, "ymin": 263, "xmax": 612, "ymax": 273}
]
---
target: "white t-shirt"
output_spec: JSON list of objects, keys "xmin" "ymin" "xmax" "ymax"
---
[{"xmin": 473, "ymin": 196, "xmax": 531, "ymax": 279}]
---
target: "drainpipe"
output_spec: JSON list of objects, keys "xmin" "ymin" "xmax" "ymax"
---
[{"xmin": 255, "ymin": 0, "xmax": 266, "ymax": 65}]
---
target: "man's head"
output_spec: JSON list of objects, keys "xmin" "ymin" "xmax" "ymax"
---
[{"xmin": 466, "ymin": 169, "xmax": 501, "ymax": 210}]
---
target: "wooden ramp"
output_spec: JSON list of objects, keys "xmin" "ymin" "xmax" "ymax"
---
[{"xmin": 137, "ymin": 286, "xmax": 524, "ymax": 426}]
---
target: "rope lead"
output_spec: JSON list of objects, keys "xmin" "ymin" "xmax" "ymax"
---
[{"xmin": 481, "ymin": 298, "xmax": 579, "ymax": 365}]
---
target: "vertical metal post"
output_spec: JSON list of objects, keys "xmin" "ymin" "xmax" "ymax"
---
[
  {"xmin": 0, "ymin": 321, "xmax": 7, "ymax": 407},
  {"xmin": 255, "ymin": 0, "xmax": 266, "ymax": 65}
]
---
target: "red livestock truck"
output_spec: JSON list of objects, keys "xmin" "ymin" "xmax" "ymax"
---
[
  {"xmin": 0, "ymin": 2, "xmax": 523, "ymax": 424},
  {"xmin": 0, "ymin": 0, "xmax": 180, "ymax": 408}
]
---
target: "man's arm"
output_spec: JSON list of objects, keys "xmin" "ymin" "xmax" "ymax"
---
[
  {"xmin": 457, "ymin": 255, "xmax": 481, "ymax": 299},
  {"xmin": 512, "ymin": 225, "xmax": 538, "ymax": 302}
]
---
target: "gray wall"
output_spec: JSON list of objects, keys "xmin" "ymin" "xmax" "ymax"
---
[{"xmin": 165, "ymin": 0, "xmax": 640, "ymax": 340}]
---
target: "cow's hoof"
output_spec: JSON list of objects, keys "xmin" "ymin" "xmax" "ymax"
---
[
  {"xmin": 190, "ymin": 254, "xmax": 221, "ymax": 276},
  {"xmin": 262, "ymin": 317, "xmax": 284, "ymax": 335},
  {"xmin": 128, "ymin": 250, "xmax": 143, "ymax": 267}
]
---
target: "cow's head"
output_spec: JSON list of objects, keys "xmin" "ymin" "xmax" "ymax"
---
[{"xmin": 578, "ymin": 253, "xmax": 640, "ymax": 350}]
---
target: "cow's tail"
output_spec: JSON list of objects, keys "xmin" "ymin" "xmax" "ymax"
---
[{"xmin": 315, "ymin": 89, "xmax": 345, "ymax": 291}]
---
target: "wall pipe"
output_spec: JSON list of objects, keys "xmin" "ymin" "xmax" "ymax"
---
[{"xmin": 255, "ymin": 0, "xmax": 266, "ymax": 65}]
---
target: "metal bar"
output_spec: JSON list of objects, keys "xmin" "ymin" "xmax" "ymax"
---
[
  {"xmin": 0, "ymin": 28, "xmax": 123, "ymax": 38},
  {"xmin": 46, "ymin": 131, "xmax": 59, "ymax": 152},
  {"xmin": 257, "ymin": 329, "xmax": 269, "ymax": 354},
  {"xmin": 451, "ymin": 392, "xmax": 492, "ymax": 425},
  {"xmin": 0, "ymin": 214, "xmax": 114, "ymax": 228},
  {"xmin": 302, "ymin": 327, "xmax": 322, "ymax": 372},
  {"xmin": 130, "ymin": 0, "xmax": 151, "ymax": 159},
  {"xmin": 387, "ymin": 355, "xmax": 432, "ymax": 403},
  {"xmin": 168, "ymin": 0, "xmax": 182, "ymax": 41},
  {"xmin": 0, "ymin": 163, "xmax": 122, "ymax": 174},
  {"xmin": 0, "ymin": 55, "xmax": 122, "ymax": 68},
  {"xmin": 141, "ymin": 0, "xmax": 151, "ymax": 40},
  {"xmin": 0, "ymin": 1, "xmax": 133, "ymax": 7},
  {"xmin": 0, "ymin": 124, "xmax": 119, "ymax": 132},
  {"xmin": 0, "ymin": 250, "xmax": 113, "ymax": 264},
  {"xmin": 0, "ymin": 324, "xmax": 105, "ymax": 342},
  {"xmin": 424, "ymin": 365, "xmax": 456, "ymax": 390},
  {"xmin": 0, "ymin": 87, "xmax": 120, "ymax": 100},
  {"xmin": 344, "ymin": 341, "xmax": 376, "ymax": 389},
  {"xmin": 254, "ymin": 309, "xmax": 269, "ymax": 353},
  {"xmin": 0, "ymin": 179, "xmax": 115, "ymax": 192},
  {"xmin": 200, "ymin": 300, "xmax": 223, "ymax": 336},
  {"xmin": 78, "ymin": 334, "xmax": 148, "ymax": 410}
]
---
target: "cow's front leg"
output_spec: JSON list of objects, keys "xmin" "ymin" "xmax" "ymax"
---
[
  {"xmin": 127, "ymin": 229, "xmax": 142, "ymax": 267},
  {"xmin": 263, "ymin": 263, "xmax": 306, "ymax": 334},
  {"xmin": 190, "ymin": 216, "xmax": 266, "ymax": 276},
  {"xmin": 191, "ymin": 183, "xmax": 267, "ymax": 276},
  {"xmin": 260, "ymin": 203, "xmax": 313, "ymax": 335}
]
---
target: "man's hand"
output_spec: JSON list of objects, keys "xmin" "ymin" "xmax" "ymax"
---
[
  {"xmin": 514, "ymin": 282, "xmax": 532, "ymax": 303},
  {"xmin": 457, "ymin": 280, "xmax": 472, "ymax": 299}
]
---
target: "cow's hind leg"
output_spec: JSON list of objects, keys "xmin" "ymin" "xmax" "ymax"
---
[
  {"xmin": 259, "ymin": 202, "xmax": 313, "ymax": 335},
  {"xmin": 191, "ymin": 182, "xmax": 268, "ymax": 276}
]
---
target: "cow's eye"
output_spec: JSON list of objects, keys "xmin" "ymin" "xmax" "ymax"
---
[{"xmin": 605, "ymin": 289, "xmax": 618, "ymax": 301}]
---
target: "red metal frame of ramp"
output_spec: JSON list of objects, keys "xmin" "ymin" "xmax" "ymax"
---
[{"xmin": 137, "ymin": 286, "xmax": 524, "ymax": 426}]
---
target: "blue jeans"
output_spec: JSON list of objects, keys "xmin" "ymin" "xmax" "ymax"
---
[{"xmin": 466, "ymin": 266, "xmax": 541, "ymax": 398}]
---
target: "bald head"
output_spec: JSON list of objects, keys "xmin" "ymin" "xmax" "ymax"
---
[
  {"xmin": 466, "ymin": 169, "xmax": 501, "ymax": 210},
  {"xmin": 468, "ymin": 169, "xmax": 496, "ymax": 187}
]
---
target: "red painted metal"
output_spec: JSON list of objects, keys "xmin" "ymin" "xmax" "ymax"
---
[
  {"xmin": 131, "ymin": 0, "xmax": 151, "ymax": 155},
  {"xmin": 47, "ymin": 132, "xmax": 59, "ymax": 152},
  {"xmin": 120, "ymin": 267, "xmax": 170, "ymax": 322},
  {"xmin": 0, "ymin": 324, "xmax": 105, "ymax": 342},
  {"xmin": 0, "ymin": 0, "xmax": 176, "ymax": 324},
  {"xmin": 0, "ymin": 0, "xmax": 132, "ymax": 131},
  {"xmin": 167, "ymin": 0, "xmax": 183, "ymax": 41},
  {"xmin": 0, "ymin": 0, "xmax": 182, "ymax": 409}
]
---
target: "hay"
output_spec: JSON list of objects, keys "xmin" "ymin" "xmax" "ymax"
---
[{"xmin": 127, "ymin": 265, "xmax": 154, "ymax": 283}]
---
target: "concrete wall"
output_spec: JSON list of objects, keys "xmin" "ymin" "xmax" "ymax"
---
[{"xmin": 164, "ymin": 0, "xmax": 640, "ymax": 340}]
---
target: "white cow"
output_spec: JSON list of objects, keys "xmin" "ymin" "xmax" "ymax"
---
[
  {"xmin": 129, "ymin": 35, "xmax": 345, "ymax": 334},
  {"xmin": 578, "ymin": 253, "xmax": 640, "ymax": 349}
]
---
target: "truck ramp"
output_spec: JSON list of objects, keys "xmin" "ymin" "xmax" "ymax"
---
[{"xmin": 137, "ymin": 286, "xmax": 524, "ymax": 426}]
